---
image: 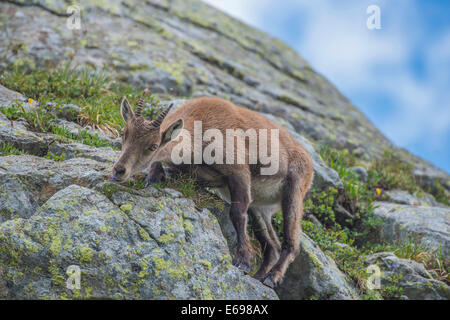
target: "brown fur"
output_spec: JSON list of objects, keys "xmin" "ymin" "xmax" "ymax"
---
[{"xmin": 113, "ymin": 96, "xmax": 314, "ymax": 287}]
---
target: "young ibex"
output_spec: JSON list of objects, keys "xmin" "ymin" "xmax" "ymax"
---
[{"xmin": 112, "ymin": 90, "xmax": 314, "ymax": 287}]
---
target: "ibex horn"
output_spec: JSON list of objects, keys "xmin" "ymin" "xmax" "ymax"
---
[
  {"xmin": 135, "ymin": 88, "xmax": 149, "ymax": 117},
  {"xmin": 153, "ymin": 103, "xmax": 174, "ymax": 128}
]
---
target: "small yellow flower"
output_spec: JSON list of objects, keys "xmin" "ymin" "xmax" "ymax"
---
[
  {"xmin": 376, "ymin": 188, "xmax": 381, "ymax": 196},
  {"xmin": 28, "ymin": 98, "xmax": 34, "ymax": 104}
]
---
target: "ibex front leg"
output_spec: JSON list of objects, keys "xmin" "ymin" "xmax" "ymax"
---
[
  {"xmin": 145, "ymin": 162, "xmax": 166, "ymax": 186},
  {"xmin": 227, "ymin": 172, "xmax": 253, "ymax": 274}
]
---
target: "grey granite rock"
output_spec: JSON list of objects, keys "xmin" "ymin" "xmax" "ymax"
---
[
  {"xmin": 365, "ymin": 252, "xmax": 449, "ymax": 300},
  {"xmin": 373, "ymin": 201, "xmax": 450, "ymax": 258},
  {"xmin": 0, "ymin": 184, "xmax": 278, "ymax": 299}
]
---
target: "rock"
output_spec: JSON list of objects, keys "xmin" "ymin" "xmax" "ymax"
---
[
  {"xmin": 0, "ymin": 184, "xmax": 277, "ymax": 299},
  {"xmin": 212, "ymin": 207, "xmax": 357, "ymax": 300},
  {"xmin": 0, "ymin": 175, "xmax": 38, "ymax": 223},
  {"xmin": 351, "ymin": 166, "xmax": 368, "ymax": 182},
  {"xmin": 0, "ymin": 84, "xmax": 25, "ymax": 107},
  {"xmin": 55, "ymin": 104, "xmax": 81, "ymax": 122},
  {"xmin": 276, "ymin": 234, "xmax": 358, "ymax": 300},
  {"xmin": 51, "ymin": 119, "xmax": 122, "ymax": 150},
  {"xmin": 48, "ymin": 141, "xmax": 119, "ymax": 164},
  {"xmin": 0, "ymin": 114, "xmax": 120, "ymax": 165},
  {"xmin": 334, "ymin": 204, "xmax": 354, "ymax": 227},
  {"xmin": 365, "ymin": 252, "xmax": 449, "ymax": 300},
  {"xmin": 306, "ymin": 214, "xmax": 324, "ymax": 228},
  {"xmin": 373, "ymin": 202, "xmax": 450, "ymax": 258},
  {"xmin": 384, "ymin": 189, "xmax": 445, "ymax": 208},
  {"xmin": 0, "ymin": 84, "xmax": 38, "ymax": 112},
  {"xmin": 0, "ymin": 155, "xmax": 111, "ymax": 217},
  {"xmin": 0, "ymin": 112, "xmax": 49, "ymax": 156},
  {"xmin": 413, "ymin": 162, "xmax": 450, "ymax": 193}
]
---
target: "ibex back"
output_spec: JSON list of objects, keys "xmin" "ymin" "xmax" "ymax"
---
[{"xmin": 112, "ymin": 91, "xmax": 314, "ymax": 287}]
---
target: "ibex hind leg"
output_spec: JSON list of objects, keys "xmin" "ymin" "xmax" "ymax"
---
[
  {"xmin": 263, "ymin": 172, "xmax": 303, "ymax": 288},
  {"xmin": 227, "ymin": 172, "xmax": 253, "ymax": 274},
  {"xmin": 249, "ymin": 207, "xmax": 281, "ymax": 280}
]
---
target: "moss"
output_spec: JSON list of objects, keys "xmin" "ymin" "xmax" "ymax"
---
[
  {"xmin": 151, "ymin": 255, "xmax": 188, "ymax": 280},
  {"xmin": 152, "ymin": 256, "xmax": 172, "ymax": 276},
  {"xmin": 48, "ymin": 263, "xmax": 65, "ymax": 288},
  {"xmin": 78, "ymin": 247, "xmax": 94, "ymax": 263},
  {"xmin": 63, "ymin": 236, "xmax": 73, "ymax": 251},
  {"xmin": 49, "ymin": 232, "xmax": 63, "ymax": 256},
  {"xmin": 120, "ymin": 203, "xmax": 133, "ymax": 212},
  {"xmin": 201, "ymin": 285, "xmax": 214, "ymax": 300},
  {"xmin": 158, "ymin": 232, "xmax": 175, "ymax": 244},
  {"xmin": 183, "ymin": 220, "xmax": 194, "ymax": 234},
  {"xmin": 138, "ymin": 227, "xmax": 151, "ymax": 241},
  {"xmin": 198, "ymin": 259, "xmax": 212, "ymax": 271},
  {"xmin": 12, "ymin": 129, "xmax": 27, "ymax": 136},
  {"xmin": 153, "ymin": 60, "xmax": 186, "ymax": 86},
  {"xmin": 167, "ymin": 263, "xmax": 188, "ymax": 280}
]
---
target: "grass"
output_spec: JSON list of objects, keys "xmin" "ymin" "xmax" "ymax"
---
[
  {"xmin": 368, "ymin": 241, "xmax": 449, "ymax": 284},
  {"xmin": 50, "ymin": 126, "xmax": 115, "ymax": 149},
  {"xmin": 44, "ymin": 151, "xmax": 66, "ymax": 161},
  {"xmin": 109, "ymin": 168, "xmax": 225, "ymax": 211},
  {"xmin": 0, "ymin": 143, "xmax": 26, "ymax": 156},
  {"xmin": 0, "ymin": 102, "xmax": 118, "ymax": 150},
  {"xmin": 367, "ymin": 150, "xmax": 419, "ymax": 194},
  {"xmin": 428, "ymin": 179, "xmax": 450, "ymax": 207},
  {"xmin": 0, "ymin": 64, "xmax": 162, "ymax": 136},
  {"xmin": 152, "ymin": 170, "xmax": 225, "ymax": 211}
]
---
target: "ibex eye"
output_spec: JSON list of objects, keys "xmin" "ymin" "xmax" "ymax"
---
[{"xmin": 149, "ymin": 144, "xmax": 158, "ymax": 151}]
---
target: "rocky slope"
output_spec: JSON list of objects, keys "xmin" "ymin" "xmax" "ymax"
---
[
  {"xmin": 0, "ymin": 0, "xmax": 448, "ymax": 189},
  {"xmin": 0, "ymin": 0, "xmax": 449, "ymax": 300}
]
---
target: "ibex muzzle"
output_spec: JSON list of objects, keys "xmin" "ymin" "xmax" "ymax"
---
[{"xmin": 112, "ymin": 91, "xmax": 314, "ymax": 288}]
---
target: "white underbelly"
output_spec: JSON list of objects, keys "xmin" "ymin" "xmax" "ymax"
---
[
  {"xmin": 211, "ymin": 178, "xmax": 283, "ymax": 208},
  {"xmin": 250, "ymin": 177, "xmax": 283, "ymax": 207}
]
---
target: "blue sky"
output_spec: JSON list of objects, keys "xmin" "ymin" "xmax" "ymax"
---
[{"xmin": 204, "ymin": 0, "xmax": 450, "ymax": 173}]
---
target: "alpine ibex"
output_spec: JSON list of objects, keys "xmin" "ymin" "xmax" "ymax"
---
[{"xmin": 112, "ymin": 90, "xmax": 314, "ymax": 287}]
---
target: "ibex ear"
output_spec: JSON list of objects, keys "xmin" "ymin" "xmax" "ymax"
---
[
  {"xmin": 160, "ymin": 119, "xmax": 184, "ymax": 147},
  {"xmin": 121, "ymin": 97, "xmax": 134, "ymax": 123}
]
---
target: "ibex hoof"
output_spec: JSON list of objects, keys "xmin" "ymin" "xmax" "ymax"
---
[{"xmin": 262, "ymin": 274, "xmax": 276, "ymax": 288}]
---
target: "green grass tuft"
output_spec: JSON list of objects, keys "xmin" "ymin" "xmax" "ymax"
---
[
  {"xmin": 0, "ymin": 143, "xmax": 26, "ymax": 156},
  {"xmin": 0, "ymin": 64, "xmax": 162, "ymax": 136}
]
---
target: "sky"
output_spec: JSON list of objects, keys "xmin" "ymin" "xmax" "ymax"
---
[{"xmin": 203, "ymin": 0, "xmax": 450, "ymax": 173}]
